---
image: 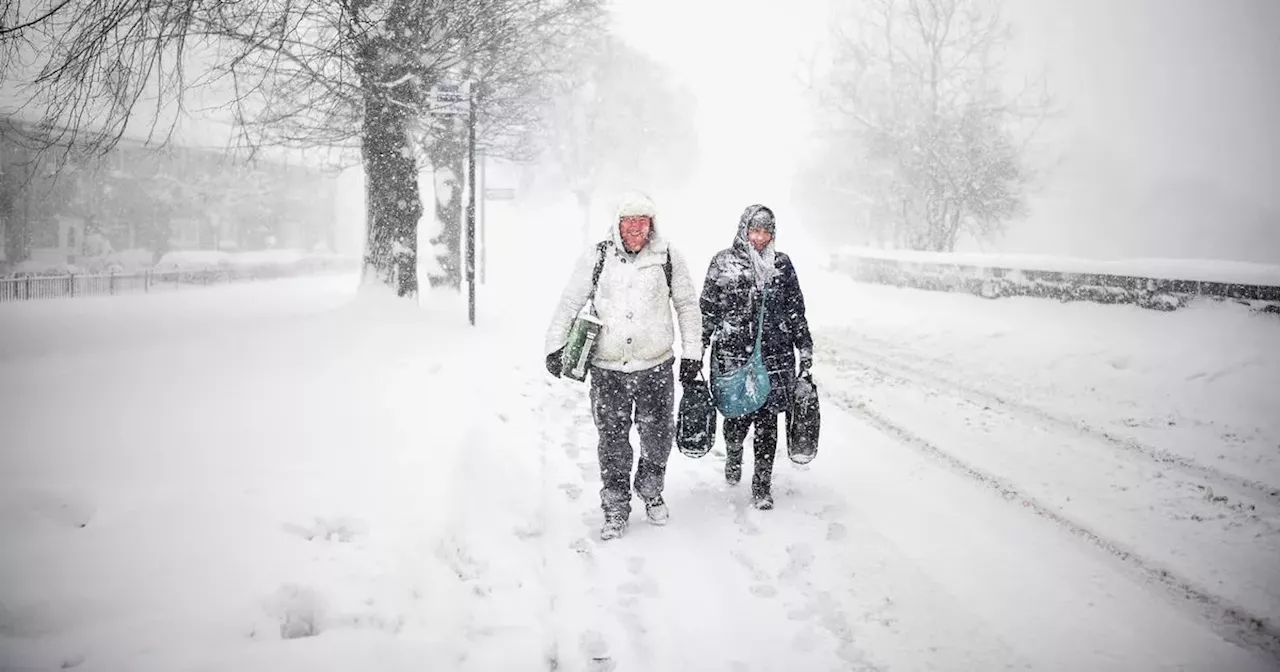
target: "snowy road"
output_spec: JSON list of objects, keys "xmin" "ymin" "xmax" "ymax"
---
[
  {"xmin": 1, "ymin": 274, "xmax": 1277, "ymax": 671},
  {"xmin": 817, "ymin": 333, "xmax": 1280, "ymax": 657}
]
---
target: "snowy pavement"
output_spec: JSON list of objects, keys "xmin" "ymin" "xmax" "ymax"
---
[{"xmin": 1, "ymin": 273, "xmax": 1277, "ymax": 671}]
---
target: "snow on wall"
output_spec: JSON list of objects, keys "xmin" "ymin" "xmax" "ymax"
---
[
  {"xmin": 835, "ymin": 246, "xmax": 1280, "ymax": 287},
  {"xmin": 831, "ymin": 247, "xmax": 1280, "ymax": 311}
]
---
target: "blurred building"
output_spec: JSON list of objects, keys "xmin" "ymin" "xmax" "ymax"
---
[{"xmin": 0, "ymin": 114, "xmax": 338, "ymax": 269}]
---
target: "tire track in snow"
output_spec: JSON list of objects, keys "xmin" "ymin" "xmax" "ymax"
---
[
  {"xmin": 818, "ymin": 333, "xmax": 1280, "ymax": 508},
  {"xmin": 821, "ymin": 376, "xmax": 1280, "ymax": 662}
]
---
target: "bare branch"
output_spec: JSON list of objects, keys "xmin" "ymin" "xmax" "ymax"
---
[{"xmin": 805, "ymin": 0, "xmax": 1056, "ymax": 251}]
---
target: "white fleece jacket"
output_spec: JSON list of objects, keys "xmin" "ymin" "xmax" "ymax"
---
[{"xmin": 545, "ymin": 201, "xmax": 703, "ymax": 373}]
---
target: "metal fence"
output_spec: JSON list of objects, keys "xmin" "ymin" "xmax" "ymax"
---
[{"xmin": 0, "ymin": 260, "xmax": 358, "ymax": 303}]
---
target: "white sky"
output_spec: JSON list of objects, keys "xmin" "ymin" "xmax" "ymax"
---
[
  {"xmin": 608, "ymin": 0, "xmax": 1280, "ymax": 262},
  {"xmin": 609, "ymin": 0, "xmax": 826, "ymax": 211},
  {"xmin": 9, "ymin": 1, "xmax": 1273, "ymax": 262}
]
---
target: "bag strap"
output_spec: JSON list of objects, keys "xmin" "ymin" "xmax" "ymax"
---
[
  {"xmin": 664, "ymin": 249, "xmax": 672, "ymax": 298},
  {"xmin": 587, "ymin": 240, "xmax": 610, "ymax": 304},
  {"xmin": 751, "ymin": 286, "xmax": 768, "ymax": 352}
]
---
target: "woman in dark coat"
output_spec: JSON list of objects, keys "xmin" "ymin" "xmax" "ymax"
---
[{"xmin": 699, "ymin": 204, "xmax": 813, "ymax": 509}]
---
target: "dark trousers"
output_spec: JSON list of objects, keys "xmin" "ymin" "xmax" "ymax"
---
[
  {"xmin": 722, "ymin": 406, "xmax": 779, "ymax": 496},
  {"xmin": 589, "ymin": 359, "xmax": 675, "ymax": 517}
]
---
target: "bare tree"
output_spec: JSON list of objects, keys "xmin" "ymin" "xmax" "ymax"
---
[
  {"xmin": 534, "ymin": 32, "xmax": 699, "ymax": 239},
  {"xmin": 1, "ymin": 0, "xmax": 603, "ymax": 296},
  {"xmin": 807, "ymin": 0, "xmax": 1054, "ymax": 251}
]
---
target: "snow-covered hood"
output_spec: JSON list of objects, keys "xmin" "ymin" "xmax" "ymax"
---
[
  {"xmin": 733, "ymin": 204, "xmax": 775, "ymax": 256},
  {"xmin": 609, "ymin": 191, "xmax": 668, "ymax": 256}
]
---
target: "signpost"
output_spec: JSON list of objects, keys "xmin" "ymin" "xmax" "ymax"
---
[
  {"xmin": 483, "ymin": 187, "xmax": 516, "ymax": 200},
  {"xmin": 428, "ymin": 81, "xmax": 477, "ymax": 326},
  {"xmin": 465, "ymin": 84, "xmax": 476, "ymax": 327},
  {"xmin": 478, "ymin": 152, "xmax": 486, "ymax": 285}
]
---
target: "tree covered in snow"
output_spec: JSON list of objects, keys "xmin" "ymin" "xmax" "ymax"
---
[
  {"xmin": 802, "ymin": 0, "xmax": 1054, "ymax": 251},
  {"xmin": 0, "ymin": 0, "xmax": 603, "ymax": 296},
  {"xmin": 534, "ymin": 33, "xmax": 698, "ymax": 237}
]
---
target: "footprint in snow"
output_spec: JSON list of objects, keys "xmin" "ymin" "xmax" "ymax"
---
[
  {"xmin": 730, "ymin": 549, "xmax": 766, "ymax": 578},
  {"xmin": 778, "ymin": 543, "xmax": 815, "ymax": 583},
  {"xmin": 790, "ymin": 624, "xmax": 821, "ymax": 653},
  {"xmin": 579, "ymin": 630, "xmax": 617, "ymax": 672},
  {"xmin": 733, "ymin": 501, "xmax": 761, "ymax": 536},
  {"xmin": 826, "ymin": 521, "xmax": 848, "ymax": 541},
  {"xmin": 822, "ymin": 502, "xmax": 848, "ymax": 517},
  {"xmin": 617, "ymin": 609, "xmax": 652, "ymax": 663},
  {"xmin": 749, "ymin": 584, "xmax": 779, "ymax": 599},
  {"xmin": 569, "ymin": 538, "xmax": 597, "ymax": 568},
  {"xmin": 558, "ymin": 483, "xmax": 583, "ymax": 501},
  {"xmin": 514, "ymin": 523, "xmax": 543, "ymax": 540},
  {"xmin": 281, "ymin": 516, "xmax": 366, "ymax": 544},
  {"xmin": 265, "ymin": 584, "xmax": 325, "ymax": 640},
  {"xmin": 787, "ymin": 605, "xmax": 815, "ymax": 621},
  {"xmin": 618, "ymin": 576, "xmax": 660, "ymax": 598}
]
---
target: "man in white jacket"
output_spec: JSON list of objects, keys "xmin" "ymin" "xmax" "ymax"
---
[{"xmin": 545, "ymin": 192, "xmax": 704, "ymax": 541}]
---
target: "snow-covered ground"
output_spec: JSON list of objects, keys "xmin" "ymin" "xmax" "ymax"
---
[{"xmin": 1, "ymin": 262, "xmax": 1277, "ymax": 670}]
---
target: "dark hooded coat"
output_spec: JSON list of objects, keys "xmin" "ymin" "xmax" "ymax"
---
[{"xmin": 699, "ymin": 205, "xmax": 813, "ymax": 413}]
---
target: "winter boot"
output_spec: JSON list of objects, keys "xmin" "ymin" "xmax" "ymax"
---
[
  {"xmin": 751, "ymin": 472, "xmax": 773, "ymax": 510},
  {"xmin": 725, "ymin": 444, "xmax": 743, "ymax": 485},
  {"xmin": 600, "ymin": 511, "xmax": 629, "ymax": 541},
  {"xmin": 643, "ymin": 495, "xmax": 669, "ymax": 526}
]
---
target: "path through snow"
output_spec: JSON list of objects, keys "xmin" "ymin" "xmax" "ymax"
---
[{"xmin": 0, "ymin": 276, "xmax": 1275, "ymax": 671}]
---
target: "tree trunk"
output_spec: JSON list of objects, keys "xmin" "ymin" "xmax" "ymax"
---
[
  {"xmin": 426, "ymin": 123, "xmax": 464, "ymax": 290},
  {"xmin": 943, "ymin": 207, "xmax": 963, "ymax": 252},
  {"xmin": 925, "ymin": 197, "xmax": 950, "ymax": 251},
  {"xmin": 361, "ymin": 96, "xmax": 422, "ymax": 298}
]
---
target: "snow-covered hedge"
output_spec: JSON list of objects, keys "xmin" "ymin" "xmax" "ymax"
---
[
  {"xmin": 5, "ymin": 249, "xmax": 155, "ymax": 277},
  {"xmin": 2, "ymin": 249, "xmax": 357, "ymax": 279},
  {"xmin": 831, "ymin": 247, "xmax": 1280, "ymax": 313},
  {"xmin": 151, "ymin": 249, "xmax": 358, "ymax": 281},
  {"xmin": 0, "ymin": 250, "xmax": 359, "ymax": 302}
]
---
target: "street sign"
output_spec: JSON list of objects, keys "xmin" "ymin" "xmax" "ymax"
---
[
  {"xmin": 484, "ymin": 187, "xmax": 516, "ymax": 200},
  {"xmin": 428, "ymin": 82, "xmax": 469, "ymax": 116}
]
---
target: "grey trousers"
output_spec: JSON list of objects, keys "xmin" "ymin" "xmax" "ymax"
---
[
  {"xmin": 589, "ymin": 358, "xmax": 675, "ymax": 517},
  {"xmin": 723, "ymin": 406, "xmax": 779, "ymax": 497}
]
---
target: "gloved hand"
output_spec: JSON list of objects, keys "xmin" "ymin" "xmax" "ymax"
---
[
  {"xmin": 546, "ymin": 348, "xmax": 564, "ymax": 378},
  {"xmin": 679, "ymin": 358, "xmax": 702, "ymax": 385},
  {"xmin": 797, "ymin": 350, "xmax": 813, "ymax": 377}
]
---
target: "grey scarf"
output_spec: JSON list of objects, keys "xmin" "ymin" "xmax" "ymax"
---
[{"xmin": 738, "ymin": 228, "xmax": 780, "ymax": 291}]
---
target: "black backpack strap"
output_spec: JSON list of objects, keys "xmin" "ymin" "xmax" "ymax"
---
[
  {"xmin": 588, "ymin": 240, "xmax": 610, "ymax": 302},
  {"xmin": 590, "ymin": 241, "xmax": 672, "ymax": 301},
  {"xmin": 664, "ymin": 249, "xmax": 673, "ymax": 297}
]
